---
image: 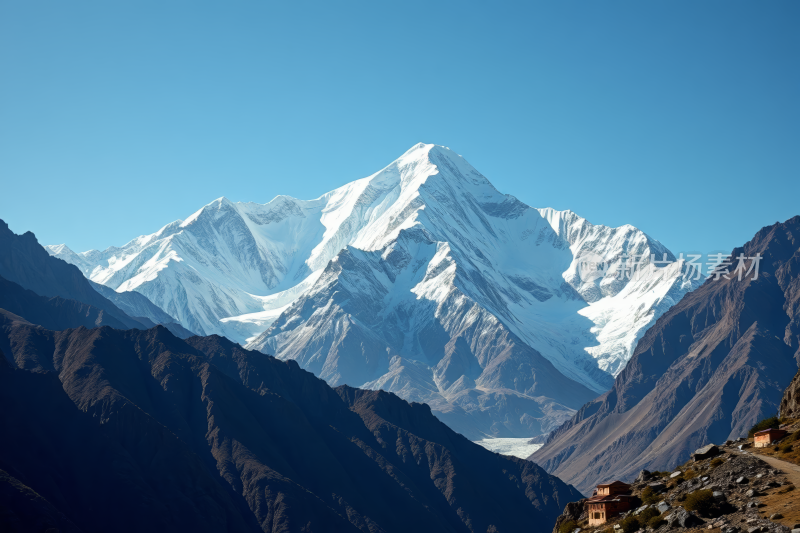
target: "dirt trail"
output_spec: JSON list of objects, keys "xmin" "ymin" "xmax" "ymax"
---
[{"xmin": 748, "ymin": 450, "xmax": 800, "ymax": 487}]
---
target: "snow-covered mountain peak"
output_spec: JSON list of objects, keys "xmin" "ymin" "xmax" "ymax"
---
[{"xmin": 47, "ymin": 143, "xmax": 701, "ymax": 439}]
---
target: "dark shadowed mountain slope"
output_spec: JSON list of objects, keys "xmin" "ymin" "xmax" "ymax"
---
[
  {"xmin": 0, "ymin": 467, "xmax": 83, "ymax": 533},
  {"xmin": 89, "ymin": 280, "xmax": 195, "ymax": 338},
  {"xmin": 531, "ymin": 216, "xmax": 800, "ymax": 495},
  {"xmin": 0, "ymin": 219, "xmax": 145, "ymax": 329},
  {"xmin": 0, "ymin": 313, "xmax": 582, "ymax": 533},
  {"xmin": 0, "ymin": 344, "xmax": 257, "ymax": 533},
  {"xmin": 0, "ymin": 219, "xmax": 193, "ymax": 338},
  {"xmin": 0, "ymin": 273, "xmax": 193, "ymax": 338},
  {"xmin": 0, "ymin": 275, "xmax": 130, "ymax": 330}
]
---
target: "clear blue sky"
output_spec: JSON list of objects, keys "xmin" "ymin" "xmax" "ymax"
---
[{"xmin": 1, "ymin": 1, "xmax": 798, "ymax": 257}]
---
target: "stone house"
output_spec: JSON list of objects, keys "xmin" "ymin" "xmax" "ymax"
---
[
  {"xmin": 586, "ymin": 481, "xmax": 635, "ymax": 526},
  {"xmin": 754, "ymin": 428, "xmax": 787, "ymax": 448}
]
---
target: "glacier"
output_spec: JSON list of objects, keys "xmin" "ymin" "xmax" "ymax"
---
[{"xmin": 47, "ymin": 143, "xmax": 700, "ymax": 439}]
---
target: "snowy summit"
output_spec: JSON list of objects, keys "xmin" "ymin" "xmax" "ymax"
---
[{"xmin": 48, "ymin": 143, "xmax": 699, "ymax": 439}]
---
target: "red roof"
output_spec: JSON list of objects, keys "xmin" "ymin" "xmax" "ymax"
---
[
  {"xmin": 754, "ymin": 428, "xmax": 786, "ymax": 436},
  {"xmin": 597, "ymin": 480, "xmax": 630, "ymax": 488}
]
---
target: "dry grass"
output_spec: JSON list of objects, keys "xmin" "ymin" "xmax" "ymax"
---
[{"xmin": 758, "ymin": 485, "xmax": 800, "ymax": 529}]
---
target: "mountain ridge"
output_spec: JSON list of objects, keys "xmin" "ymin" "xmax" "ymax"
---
[
  {"xmin": 0, "ymin": 312, "xmax": 582, "ymax": 532},
  {"xmin": 46, "ymin": 143, "xmax": 700, "ymax": 438},
  {"xmin": 531, "ymin": 215, "xmax": 800, "ymax": 494}
]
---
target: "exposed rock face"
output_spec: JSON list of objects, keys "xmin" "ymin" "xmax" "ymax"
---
[
  {"xmin": 551, "ymin": 499, "xmax": 587, "ymax": 533},
  {"xmin": 780, "ymin": 368, "xmax": 800, "ymax": 419},
  {"xmin": 532, "ymin": 216, "xmax": 800, "ymax": 494},
  {"xmin": 0, "ymin": 312, "xmax": 582, "ymax": 533}
]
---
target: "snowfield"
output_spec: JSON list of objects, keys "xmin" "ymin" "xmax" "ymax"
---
[
  {"xmin": 473, "ymin": 438, "xmax": 544, "ymax": 460},
  {"xmin": 47, "ymin": 143, "xmax": 700, "ymax": 439}
]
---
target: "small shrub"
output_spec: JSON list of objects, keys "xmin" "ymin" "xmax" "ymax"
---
[
  {"xmin": 748, "ymin": 415, "xmax": 781, "ymax": 438},
  {"xmin": 683, "ymin": 469, "xmax": 698, "ymax": 480},
  {"xmin": 639, "ymin": 507, "xmax": 660, "ymax": 522},
  {"xmin": 559, "ymin": 520, "xmax": 577, "ymax": 533},
  {"xmin": 641, "ymin": 487, "xmax": 660, "ymax": 505},
  {"xmin": 684, "ymin": 489, "xmax": 715, "ymax": 515},
  {"xmin": 619, "ymin": 515, "xmax": 640, "ymax": 533},
  {"xmin": 784, "ymin": 430, "xmax": 800, "ymax": 444},
  {"xmin": 647, "ymin": 516, "xmax": 666, "ymax": 530},
  {"xmin": 710, "ymin": 457, "xmax": 724, "ymax": 467}
]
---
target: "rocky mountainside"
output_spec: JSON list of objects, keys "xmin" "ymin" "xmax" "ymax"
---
[
  {"xmin": 0, "ymin": 219, "xmax": 193, "ymax": 338},
  {"xmin": 0, "ymin": 308, "xmax": 582, "ymax": 532},
  {"xmin": 47, "ymin": 143, "xmax": 699, "ymax": 439},
  {"xmin": 0, "ymin": 275, "xmax": 130, "ymax": 330},
  {"xmin": 532, "ymin": 216, "xmax": 800, "ymax": 494},
  {"xmin": 551, "ymin": 439, "xmax": 800, "ymax": 533},
  {"xmin": 0, "ymin": 219, "xmax": 143, "ymax": 330},
  {"xmin": 780, "ymin": 368, "xmax": 800, "ymax": 419}
]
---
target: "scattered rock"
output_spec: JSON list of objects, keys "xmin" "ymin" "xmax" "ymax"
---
[
  {"xmin": 552, "ymin": 444, "xmax": 796, "ymax": 533},
  {"xmin": 667, "ymin": 508, "xmax": 704, "ymax": 528},
  {"xmin": 693, "ymin": 444, "xmax": 721, "ymax": 461}
]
